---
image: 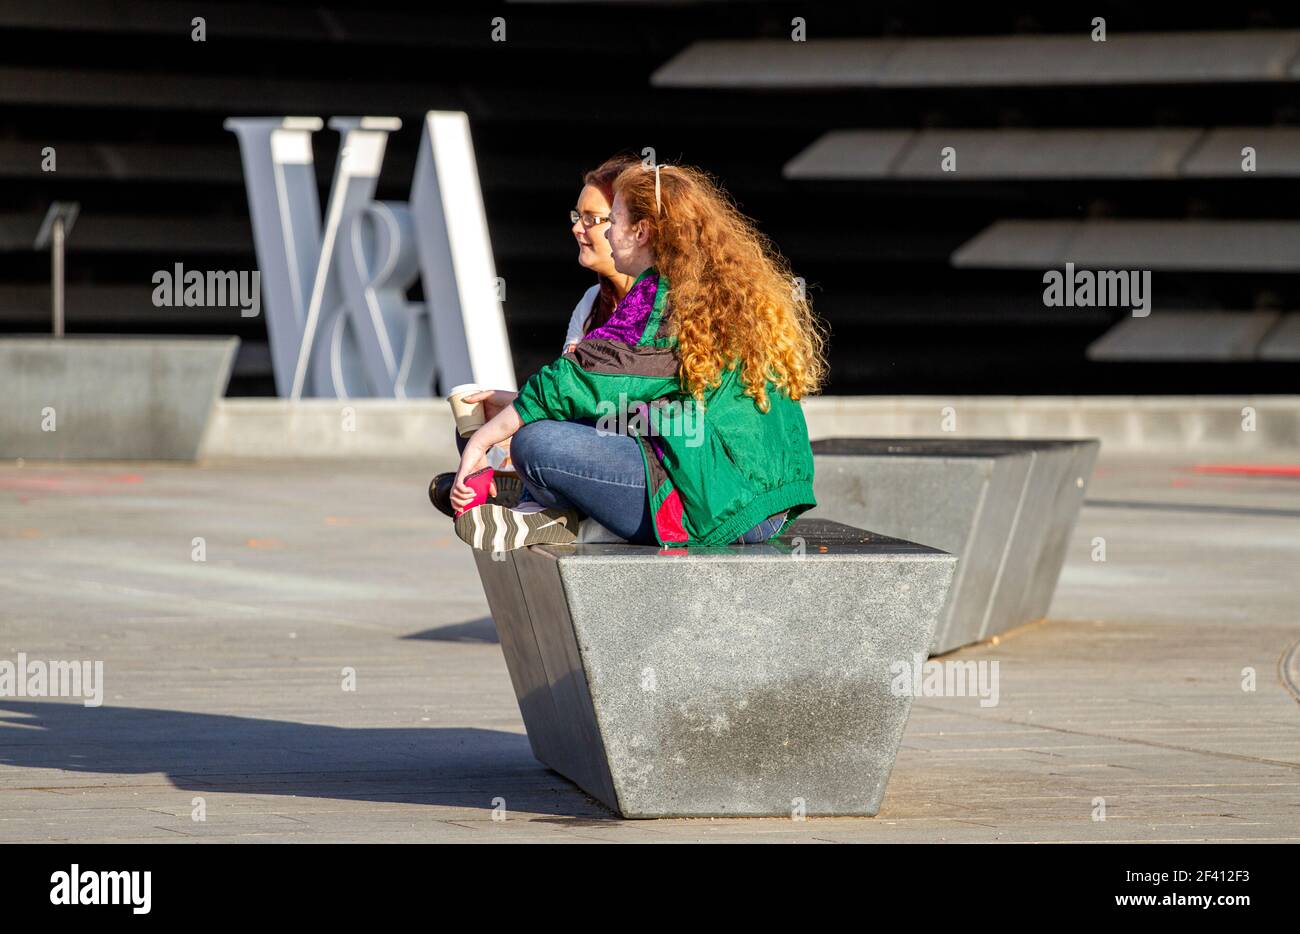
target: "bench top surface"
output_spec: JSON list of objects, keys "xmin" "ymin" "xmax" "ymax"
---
[
  {"xmin": 812, "ymin": 437, "xmax": 1100, "ymax": 458},
  {"xmin": 531, "ymin": 517, "xmax": 954, "ymax": 562}
]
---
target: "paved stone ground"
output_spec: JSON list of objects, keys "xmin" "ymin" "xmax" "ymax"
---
[{"xmin": 0, "ymin": 451, "xmax": 1296, "ymax": 842}]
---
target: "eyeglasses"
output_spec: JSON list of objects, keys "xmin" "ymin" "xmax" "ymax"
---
[{"xmin": 570, "ymin": 210, "xmax": 611, "ymax": 229}]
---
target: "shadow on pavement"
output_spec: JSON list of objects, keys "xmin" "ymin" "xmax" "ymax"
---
[
  {"xmin": 0, "ymin": 699, "xmax": 610, "ymax": 817},
  {"xmin": 402, "ymin": 617, "xmax": 499, "ymax": 643}
]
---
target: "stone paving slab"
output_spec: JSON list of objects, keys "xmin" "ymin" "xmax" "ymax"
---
[{"xmin": 0, "ymin": 453, "xmax": 1296, "ymax": 842}]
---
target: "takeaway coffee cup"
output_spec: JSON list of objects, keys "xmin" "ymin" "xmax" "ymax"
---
[{"xmin": 448, "ymin": 383, "xmax": 486, "ymax": 438}]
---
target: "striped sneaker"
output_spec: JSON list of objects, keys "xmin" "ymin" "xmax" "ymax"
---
[{"xmin": 453, "ymin": 502, "xmax": 582, "ymax": 552}]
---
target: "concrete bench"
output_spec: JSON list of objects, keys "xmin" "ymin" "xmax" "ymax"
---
[
  {"xmin": 810, "ymin": 438, "xmax": 1099, "ymax": 656},
  {"xmin": 0, "ymin": 336, "xmax": 238, "ymax": 459},
  {"xmin": 471, "ymin": 517, "xmax": 956, "ymax": 818}
]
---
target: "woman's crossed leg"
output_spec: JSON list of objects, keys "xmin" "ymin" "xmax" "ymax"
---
[
  {"xmin": 510, "ymin": 419, "xmax": 785, "ymax": 546},
  {"xmin": 510, "ymin": 418, "xmax": 657, "ymax": 544}
]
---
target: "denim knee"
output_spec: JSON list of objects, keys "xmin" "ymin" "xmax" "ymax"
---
[{"xmin": 509, "ymin": 420, "xmax": 555, "ymax": 484}]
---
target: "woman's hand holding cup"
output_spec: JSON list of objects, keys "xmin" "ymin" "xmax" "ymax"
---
[{"xmin": 461, "ymin": 388, "xmax": 517, "ymax": 421}]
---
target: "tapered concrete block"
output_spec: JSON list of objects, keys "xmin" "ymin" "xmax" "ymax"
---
[
  {"xmin": 472, "ymin": 518, "xmax": 956, "ymax": 818},
  {"xmin": 810, "ymin": 438, "xmax": 1099, "ymax": 655},
  {"xmin": 0, "ymin": 337, "xmax": 238, "ymax": 459},
  {"xmin": 1016, "ymin": 440, "xmax": 1100, "ymax": 624}
]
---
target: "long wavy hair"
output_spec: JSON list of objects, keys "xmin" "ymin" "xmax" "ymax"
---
[
  {"xmin": 612, "ymin": 163, "xmax": 828, "ymax": 411},
  {"xmin": 582, "ymin": 153, "xmax": 642, "ymax": 331}
]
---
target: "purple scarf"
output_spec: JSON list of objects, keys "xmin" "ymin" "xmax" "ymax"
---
[{"xmin": 582, "ymin": 272, "xmax": 659, "ymax": 346}]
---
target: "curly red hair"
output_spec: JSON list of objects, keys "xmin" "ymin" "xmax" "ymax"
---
[{"xmin": 613, "ymin": 163, "xmax": 828, "ymax": 411}]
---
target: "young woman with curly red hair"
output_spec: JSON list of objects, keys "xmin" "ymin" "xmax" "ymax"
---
[{"xmin": 449, "ymin": 162, "xmax": 828, "ymax": 551}]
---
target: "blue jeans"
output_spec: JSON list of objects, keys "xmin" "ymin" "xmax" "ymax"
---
[{"xmin": 464, "ymin": 419, "xmax": 786, "ymax": 546}]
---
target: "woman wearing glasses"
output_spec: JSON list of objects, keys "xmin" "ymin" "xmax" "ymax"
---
[
  {"xmin": 562, "ymin": 153, "xmax": 643, "ymax": 352},
  {"xmin": 428, "ymin": 154, "xmax": 641, "ymax": 518},
  {"xmin": 447, "ymin": 161, "xmax": 827, "ymax": 551}
]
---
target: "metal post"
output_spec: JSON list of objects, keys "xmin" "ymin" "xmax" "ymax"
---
[
  {"xmin": 51, "ymin": 217, "xmax": 65, "ymax": 338},
  {"xmin": 35, "ymin": 202, "xmax": 78, "ymax": 338}
]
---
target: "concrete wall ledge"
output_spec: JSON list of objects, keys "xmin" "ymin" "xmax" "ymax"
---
[
  {"xmin": 201, "ymin": 398, "xmax": 451, "ymax": 460},
  {"xmin": 196, "ymin": 395, "xmax": 1300, "ymax": 460},
  {"xmin": 804, "ymin": 395, "xmax": 1300, "ymax": 450}
]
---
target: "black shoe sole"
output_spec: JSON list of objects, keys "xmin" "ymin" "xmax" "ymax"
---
[
  {"xmin": 429, "ymin": 471, "xmax": 525, "ymax": 518},
  {"xmin": 491, "ymin": 473, "xmax": 524, "ymax": 509}
]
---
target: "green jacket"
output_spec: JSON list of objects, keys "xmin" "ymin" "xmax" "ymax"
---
[{"xmin": 512, "ymin": 269, "xmax": 817, "ymax": 546}]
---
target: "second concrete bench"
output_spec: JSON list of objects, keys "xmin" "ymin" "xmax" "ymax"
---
[
  {"xmin": 471, "ymin": 517, "xmax": 956, "ymax": 818},
  {"xmin": 810, "ymin": 438, "xmax": 1099, "ymax": 656}
]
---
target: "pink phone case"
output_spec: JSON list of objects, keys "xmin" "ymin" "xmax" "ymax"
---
[{"xmin": 455, "ymin": 466, "xmax": 495, "ymax": 517}]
